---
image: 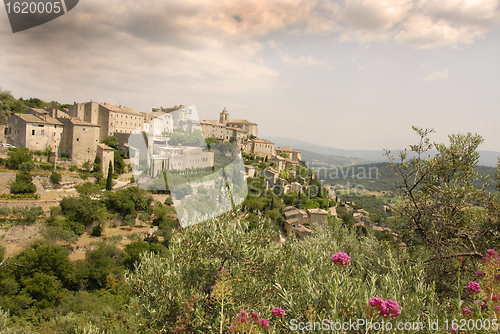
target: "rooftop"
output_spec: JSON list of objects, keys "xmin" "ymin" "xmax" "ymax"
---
[
  {"xmin": 16, "ymin": 113, "xmax": 63, "ymax": 126},
  {"xmin": 100, "ymin": 102, "xmax": 143, "ymax": 116},
  {"xmin": 227, "ymin": 119, "xmax": 257, "ymax": 125}
]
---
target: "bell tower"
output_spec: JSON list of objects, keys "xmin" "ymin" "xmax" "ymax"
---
[{"xmin": 219, "ymin": 107, "xmax": 229, "ymax": 125}]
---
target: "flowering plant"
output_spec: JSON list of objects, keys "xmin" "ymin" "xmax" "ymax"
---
[
  {"xmin": 368, "ymin": 297, "xmax": 401, "ymax": 319},
  {"xmin": 330, "ymin": 252, "xmax": 350, "ymax": 266}
]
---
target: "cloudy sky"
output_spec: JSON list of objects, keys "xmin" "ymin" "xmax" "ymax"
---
[{"xmin": 1, "ymin": 0, "xmax": 500, "ymax": 151}]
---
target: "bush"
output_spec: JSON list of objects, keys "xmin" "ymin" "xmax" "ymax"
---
[
  {"xmin": 19, "ymin": 161, "xmax": 35, "ymax": 172},
  {"xmin": 38, "ymin": 162, "xmax": 54, "ymax": 170},
  {"xmin": 91, "ymin": 224, "xmax": 103, "ymax": 237},
  {"xmin": 10, "ymin": 173, "xmax": 36, "ymax": 194},
  {"xmin": 7, "ymin": 147, "xmax": 33, "ymax": 170},
  {"xmin": 50, "ymin": 171, "xmax": 62, "ymax": 184},
  {"xmin": 69, "ymin": 165, "xmax": 78, "ymax": 172},
  {"xmin": 0, "ymin": 193, "xmax": 40, "ymax": 200}
]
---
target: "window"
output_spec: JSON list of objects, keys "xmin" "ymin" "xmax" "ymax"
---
[
  {"xmin": 41, "ymin": 130, "xmax": 44, "ymax": 135},
  {"xmin": 77, "ymin": 138, "xmax": 79, "ymax": 141},
  {"xmin": 60, "ymin": 133, "xmax": 62, "ymax": 137},
  {"xmin": 53, "ymin": 132, "xmax": 56, "ymax": 136},
  {"xmin": 32, "ymin": 130, "xmax": 35, "ymax": 135}
]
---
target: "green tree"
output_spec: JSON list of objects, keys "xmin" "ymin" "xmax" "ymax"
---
[
  {"xmin": 101, "ymin": 136, "xmax": 119, "ymax": 150},
  {"xmin": 114, "ymin": 150, "xmax": 126, "ymax": 174},
  {"xmin": 106, "ymin": 161, "xmax": 113, "ymax": 191},
  {"xmin": 387, "ymin": 127, "xmax": 500, "ymax": 294},
  {"xmin": 10, "ymin": 173, "xmax": 36, "ymax": 194},
  {"xmin": 7, "ymin": 147, "xmax": 33, "ymax": 170},
  {"xmin": 50, "ymin": 171, "xmax": 62, "ymax": 184}
]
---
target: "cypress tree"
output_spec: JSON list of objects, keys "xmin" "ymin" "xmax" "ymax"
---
[{"xmin": 106, "ymin": 161, "xmax": 113, "ymax": 191}]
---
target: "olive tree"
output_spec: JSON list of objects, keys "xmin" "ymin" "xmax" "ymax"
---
[{"xmin": 386, "ymin": 127, "xmax": 500, "ymax": 293}]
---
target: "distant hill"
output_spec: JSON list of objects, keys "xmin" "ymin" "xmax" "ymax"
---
[
  {"xmin": 316, "ymin": 162, "xmax": 498, "ymax": 194},
  {"xmin": 300, "ymin": 149, "xmax": 374, "ymax": 168},
  {"xmin": 265, "ymin": 136, "xmax": 500, "ymax": 168}
]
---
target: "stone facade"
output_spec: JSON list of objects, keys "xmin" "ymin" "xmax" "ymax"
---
[
  {"xmin": 97, "ymin": 144, "xmax": 115, "ymax": 178},
  {"xmin": 68, "ymin": 101, "xmax": 145, "ymax": 140},
  {"xmin": 275, "ymin": 146, "xmax": 302, "ymax": 162},
  {"xmin": 284, "ymin": 206, "xmax": 328, "ymax": 239},
  {"xmin": 57, "ymin": 117, "xmax": 101, "ymax": 166},
  {"xmin": 244, "ymin": 138, "xmax": 274, "ymax": 159},
  {"xmin": 7, "ymin": 111, "xmax": 64, "ymax": 154}
]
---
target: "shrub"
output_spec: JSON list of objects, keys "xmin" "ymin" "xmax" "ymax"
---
[
  {"xmin": 19, "ymin": 161, "xmax": 35, "ymax": 172},
  {"xmin": 1, "ymin": 193, "xmax": 40, "ymax": 200},
  {"xmin": 50, "ymin": 171, "xmax": 62, "ymax": 184},
  {"xmin": 7, "ymin": 147, "xmax": 33, "ymax": 170},
  {"xmin": 69, "ymin": 165, "xmax": 78, "ymax": 172},
  {"xmin": 10, "ymin": 173, "xmax": 36, "ymax": 194},
  {"xmin": 38, "ymin": 162, "xmax": 54, "ymax": 170},
  {"xmin": 91, "ymin": 224, "xmax": 103, "ymax": 237}
]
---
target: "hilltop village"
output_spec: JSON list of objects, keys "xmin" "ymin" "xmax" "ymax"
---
[{"xmin": 2, "ymin": 103, "xmax": 337, "ymax": 239}]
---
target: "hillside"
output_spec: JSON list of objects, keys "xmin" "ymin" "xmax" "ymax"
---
[
  {"xmin": 317, "ymin": 162, "xmax": 499, "ymax": 193},
  {"xmin": 266, "ymin": 136, "xmax": 500, "ymax": 168}
]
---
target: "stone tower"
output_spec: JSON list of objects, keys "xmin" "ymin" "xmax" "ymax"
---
[{"xmin": 219, "ymin": 107, "xmax": 229, "ymax": 125}]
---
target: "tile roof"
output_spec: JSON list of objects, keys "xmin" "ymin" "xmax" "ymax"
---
[
  {"xmin": 307, "ymin": 208, "xmax": 328, "ymax": 215},
  {"xmin": 99, "ymin": 103, "xmax": 143, "ymax": 116},
  {"xmin": 16, "ymin": 113, "xmax": 63, "ymax": 125},
  {"xmin": 97, "ymin": 143, "xmax": 114, "ymax": 150},
  {"xmin": 68, "ymin": 118, "xmax": 100, "ymax": 127},
  {"xmin": 227, "ymin": 119, "xmax": 257, "ymax": 125}
]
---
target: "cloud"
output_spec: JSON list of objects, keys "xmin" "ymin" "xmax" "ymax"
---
[
  {"xmin": 281, "ymin": 54, "xmax": 328, "ymax": 66},
  {"xmin": 425, "ymin": 69, "xmax": 449, "ymax": 81},
  {"xmin": 339, "ymin": 0, "xmax": 413, "ymax": 41},
  {"xmin": 395, "ymin": 0, "xmax": 500, "ymax": 48}
]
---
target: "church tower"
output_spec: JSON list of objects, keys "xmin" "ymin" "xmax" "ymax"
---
[{"xmin": 219, "ymin": 107, "xmax": 229, "ymax": 125}]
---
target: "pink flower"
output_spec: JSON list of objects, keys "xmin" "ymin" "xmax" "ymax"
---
[
  {"xmin": 257, "ymin": 318, "xmax": 269, "ymax": 330},
  {"xmin": 461, "ymin": 307, "xmax": 473, "ymax": 319},
  {"xmin": 230, "ymin": 325, "xmax": 235, "ymax": 331},
  {"xmin": 239, "ymin": 317, "xmax": 247, "ymax": 323},
  {"xmin": 473, "ymin": 300, "xmax": 486, "ymax": 308},
  {"xmin": 487, "ymin": 249, "xmax": 499, "ymax": 258},
  {"xmin": 476, "ymin": 271, "xmax": 485, "ymax": 278},
  {"xmin": 368, "ymin": 297, "xmax": 384, "ymax": 307},
  {"xmin": 466, "ymin": 281, "xmax": 481, "ymax": 294},
  {"xmin": 492, "ymin": 296, "xmax": 500, "ymax": 302},
  {"xmin": 495, "ymin": 305, "xmax": 500, "ymax": 312},
  {"xmin": 457, "ymin": 257, "xmax": 464, "ymax": 262},
  {"xmin": 250, "ymin": 312, "xmax": 259, "ymax": 320},
  {"xmin": 368, "ymin": 297, "xmax": 401, "ymax": 318},
  {"xmin": 331, "ymin": 252, "xmax": 351, "ymax": 266},
  {"xmin": 271, "ymin": 307, "xmax": 286, "ymax": 317},
  {"xmin": 240, "ymin": 310, "xmax": 247, "ymax": 317}
]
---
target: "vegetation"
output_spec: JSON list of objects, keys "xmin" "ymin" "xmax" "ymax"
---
[
  {"xmin": 0, "ymin": 126, "xmax": 500, "ymax": 333},
  {"xmin": 10, "ymin": 173, "xmax": 37, "ymax": 194}
]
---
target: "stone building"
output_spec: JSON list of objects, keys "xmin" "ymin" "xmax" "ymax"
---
[
  {"xmin": 57, "ymin": 117, "xmax": 101, "ymax": 166},
  {"xmin": 284, "ymin": 206, "xmax": 328, "ymax": 239},
  {"xmin": 97, "ymin": 143, "xmax": 115, "ymax": 178},
  {"xmin": 148, "ymin": 146, "xmax": 213, "ymax": 175},
  {"xmin": 244, "ymin": 138, "xmax": 274, "ymax": 159},
  {"xmin": 275, "ymin": 146, "xmax": 302, "ymax": 162},
  {"xmin": 68, "ymin": 101, "xmax": 145, "ymax": 140},
  {"xmin": 7, "ymin": 111, "xmax": 64, "ymax": 153},
  {"xmin": 142, "ymin": 110, "xmax": 173, "ymax": 136},
  {"xmin": 151, "ymin": 105, "xmax": 200, "ymax": 134}
]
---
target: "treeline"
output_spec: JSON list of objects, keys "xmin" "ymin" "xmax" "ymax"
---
[{"xmin": 0, "ymin": 88, "xmax": 70, "ymax": 124}]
